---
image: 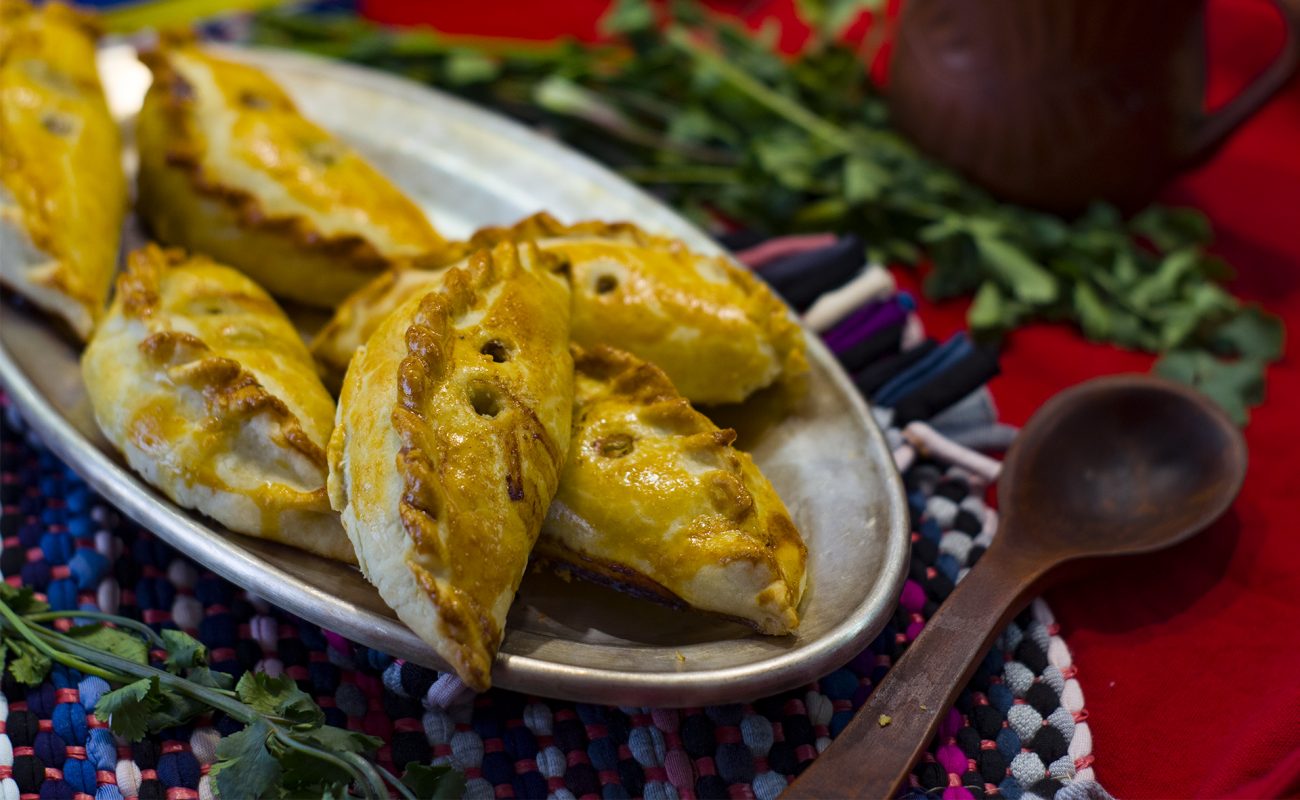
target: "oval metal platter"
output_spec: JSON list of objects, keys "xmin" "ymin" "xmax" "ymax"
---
[{"xmin": 0, "ymin": 44, "xmax": 908, "ymax": 706}]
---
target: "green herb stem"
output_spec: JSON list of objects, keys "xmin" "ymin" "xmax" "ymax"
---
[
  {"xmin": 0, "ymin": 601, "xmax": 120, "ymax": 681},
  {"xmin": 25, "ymin": 610, "xmax": 169, "ymax": 649},
  {"xmin": 375, "ymin": 763, "xmax": 421, "ymax": 800},
  {"xmin": 35, "ymin": 626, "xmax": 248, "ymax": 713},
  {"xmin": 338, "ymin": 750, "xmax": 401, "ymax": 800},
  {"xmin": 665, "ymin": 28, "xmax": 856, "ymax": 151},
  {"xmin": 266, "ymin": 725, "xmax": 379, "ymax": 799}
]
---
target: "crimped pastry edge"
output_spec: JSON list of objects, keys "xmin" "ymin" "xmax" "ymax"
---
[
  {"xmin": 392, "ymin": 242, "xmax": 566, "ymax": 688},
  {"xmin": 329, "ymin": 241, "xmax": 570, "ymax": 690},
  {"xmin": 116, "ymin": 243, "xmax": 331, "ymax": 497}
]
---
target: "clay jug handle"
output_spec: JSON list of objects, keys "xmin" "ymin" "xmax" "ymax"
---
[{"xmin": 1180, "ymin": 0, "xmax": 1300, "ymax": 167}]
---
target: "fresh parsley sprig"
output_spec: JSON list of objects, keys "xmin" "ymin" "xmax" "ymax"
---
[
  {"xmin": 0, "ymin": 585, "xmax": 464, "ymax": 799},
  {"xmin": 248, "ymin": 0, "xmax": 1283, "ymax": 423}
]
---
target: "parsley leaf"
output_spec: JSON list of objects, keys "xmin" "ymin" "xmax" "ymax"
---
[
  {"xmin": 0, "ymin": 584, "xmax": 49, "ymax": 615},
  {"xmin": 297, "ymin": 724, "xmax": 382, "ymax": 755},
  {"xmin": 1155, "ymin": 350, "xmax": 1268, "ymax": 425},
  {"xmin": 161, "ymin": 629, "xmax": 207, "ymax": 671},
  {"xmin": 1212, "ymin": 306, "xmax": 1285, "ymax": 361},
  {"xmin": 67, "ymin": 624, "xmax": 148, "ymax": 665},
  {"xmin": 275, "ymin": 730, "xmax": 377, "ymax": 795},
  {"xmin": 96, "ymin": 677, "xmax": 164, "ymax": 741},
  {"xmin": 402, "ymin": 763, "xmax": 468, "ymax": 800},
  {"xmin": 211, "ymin": 719, "xmax": 281, "ymax": 800},
  {"xmin": 8, "ymin": 641, "xmax": 52, "ymax": 686},
  {"xmin": 188, "ymin": 665, "xmax": 236, "ymax": 691},
  {"xmin": 236, "ymin": 672, "xmax": 323, "ymax": 729}
]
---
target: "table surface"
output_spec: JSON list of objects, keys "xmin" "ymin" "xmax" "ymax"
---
[{"xmin": 366, "ymin": 0, "xmax": 1300, "ymax": 795}]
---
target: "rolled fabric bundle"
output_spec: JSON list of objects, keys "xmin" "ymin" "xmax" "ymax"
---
[
  {"xmin": 926, "ymin": 387, "xmax": 999, "ymax": 437},
  {"xmin": 803, "ymin": 265, "xmax": 895, "ymax": 332},
  {"xmin": 732, "ymin": 232, "xmax": 838, "ymax": 267},
  {"xmin": 854, "ymin": 339, "xmax": 938, "ymax": 396},
  {"xmin": 950, "ymin": 424, "xmax": 1019, "ymax": 453},
  {"xmin": 833, "ymin": 320, "xmax": 904, "ymax": 374},
  {"xmin": 752, "ymin": 235, "xmax": 866, "ymax": 311},
  {"xmin": 891, "ymin": 346, "xmax": 1001, "ymax": 425},
  {"xmin": 873, "ymin": 333, "xmax": 973, "ymax": 407},
  {"xmin": 822, "ymin": 296, "xmax": 908, "ymax": 353}
]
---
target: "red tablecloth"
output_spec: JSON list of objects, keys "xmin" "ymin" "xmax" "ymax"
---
[{"xmin": 366, "ymin": 2, "xmax": 1300, "ymax": 795}]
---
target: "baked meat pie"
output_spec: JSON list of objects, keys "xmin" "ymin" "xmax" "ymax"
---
[
  {"xmin": 135, "ymin": 36, "xmax": 447, "ymax": 308},
  {"xmin": 327, "ymin": 241, "xmax": 573, "ymax": 690},
  {"xmin": 540, "ymin": 346, "xmax": 807, "ymax": 634},
  {"xmin": 81, "ymin": 245, "xmax": 352, "ymax": 562}
]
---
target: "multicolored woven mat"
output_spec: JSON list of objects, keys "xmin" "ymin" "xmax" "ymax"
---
[{"xmin": 0, "ymin": 237, "xmax": 1106, "ymax": 800}]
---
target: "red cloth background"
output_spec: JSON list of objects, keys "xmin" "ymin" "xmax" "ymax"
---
[{"xmin": 365, "ymin": 1, "xmax": 1300, "ymax": 795}]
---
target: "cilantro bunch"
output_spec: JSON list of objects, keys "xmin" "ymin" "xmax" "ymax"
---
[
  {"xmin": 0, "ymin": 586, "xmax": 463, "ymax": 799},
  {"xmin": 250, "ymin": 0, "xmax": 1283, "ymax": 423}
]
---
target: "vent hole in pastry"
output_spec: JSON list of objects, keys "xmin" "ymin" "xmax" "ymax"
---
[
  {"xmin": 469, "ymin": 385, "xmax": 503, "ymax": 418},
  {"xmin": 239, "ymin": 91, "xmax": 271, "ymax": 109},
  {"xmin": 598, "ymin": 434, "xmax": 635, "ymax": 458},
  {"xmin": 594, "ymin": 275, "xmax": 618, "ymax": 294},
  {"xmin": 481, "ymin": 340, "xmax": 510, "ymax": 363},
  {"xmin": 305, "ymin": 141, "xmax": 342, "ymax": 167},
  {"xmin": 41, "ymin": 113, "xmax": 74, "ymax": 136}
]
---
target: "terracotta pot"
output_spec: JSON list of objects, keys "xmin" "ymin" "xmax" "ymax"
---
[{"xmin": 887, "ymin": 0, "xmax": 1300, "ymax": 213}]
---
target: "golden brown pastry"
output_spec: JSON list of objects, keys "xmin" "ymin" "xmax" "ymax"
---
[
  {"xmin": 473, "ymin": 214, "xmax": 807, "ymax": 404},
  {"xmin": 313, "ymin": 214, "xmax": 808, "ymax": 404},
  {"xmin": 0, "ymin": 0, "xmax": 126, "ymax": 340},
  {"xmin": 134, "ymin": 35, "xmax": 447, "ymax": 309},
  {"xmin": 82, "ymin": 245, "xmax": 353, "ymax": 562},
  {"xmin": 540, "ymin": 346, "xmax": 807, "ymax": 633},
  {"xmin": 327, "ymin": 241, "xmax": 573, "ymax": 690},
  {"xmin": 310, "ymin": 265, "xmax": 451, "ymax": 391}
]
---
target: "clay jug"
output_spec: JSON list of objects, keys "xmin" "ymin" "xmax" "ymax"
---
[{"xmin": 887, "ymin": 0, "xmax": 1300, "ymax": 213}]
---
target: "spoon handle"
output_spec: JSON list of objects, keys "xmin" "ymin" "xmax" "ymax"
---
[{"xmin": 785, "ymin": 544, "xmax": 1048, "ymax": 798}]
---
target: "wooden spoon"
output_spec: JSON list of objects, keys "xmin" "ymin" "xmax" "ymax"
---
[{"xmin": 785, "ymin": 374, "xmax": 1247, "ymax": 798}]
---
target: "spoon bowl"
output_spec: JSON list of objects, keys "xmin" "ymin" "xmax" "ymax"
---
[
  {"xmin": 786, "ymin": 374, "xmax": 1247, "ymax": 798},
  {"xmin": 999, "ymin": 375, "xmax": 1248, "ymax": 560}
]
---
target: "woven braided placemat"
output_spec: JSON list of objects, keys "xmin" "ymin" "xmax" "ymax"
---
[{"xmin": 0, "ymin": 242, "xmax": 1104, "ymax": 800}]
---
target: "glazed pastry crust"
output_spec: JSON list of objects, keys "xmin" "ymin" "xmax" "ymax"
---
[
  {"xmin": 82, "ymin": 245, "xmax": 353, "ymax": 562},
  {"xmin": 314, "ymin": 214, "xmax": 808, "ymax": 404},
  {"xmin": 471, "ymin": 213, "xmax": 808, "ymax": 405},
  {"xmin": 311, "ymin": 265, "xmax": 450, "ymax": 391},
  {"xmin": 134, "ymin": 36, "xmax": 447, "ymax": 308},
  {"xmin": 328, "ymin": 241, "xmax": 573, "ymax": 690},
  {"xmin": 0, "ymin": 0, "xmax": 126, "ymax": 340},
  {"xmin": 539, "ymin": 346, "xmax": 807, "ymax": 634}
]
